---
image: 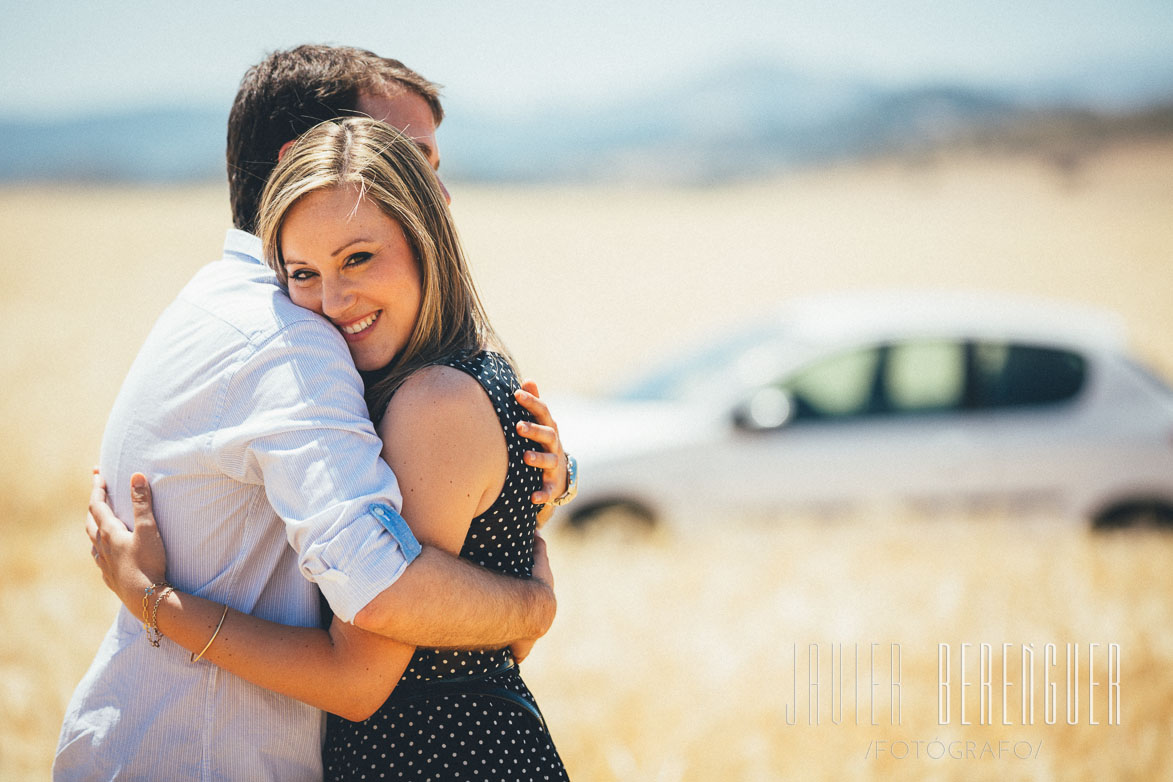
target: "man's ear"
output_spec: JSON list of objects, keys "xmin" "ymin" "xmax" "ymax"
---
[{"xmin": 277, "ymin": 139, "xmax": 296, "ymax": 162}]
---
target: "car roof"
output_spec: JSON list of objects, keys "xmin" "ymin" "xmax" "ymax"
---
[{"xmin": 767, "ymin": 290, "xmax": 1129, "ymax": 353}]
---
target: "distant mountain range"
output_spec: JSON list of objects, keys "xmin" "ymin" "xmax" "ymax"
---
[
  {"xmin": 0, "ymin": 108, "xmax": 229, "ymax": 183},
  {"xmin": 4, "ymin": 60, "xmax": 1172, "ymax": 185}
]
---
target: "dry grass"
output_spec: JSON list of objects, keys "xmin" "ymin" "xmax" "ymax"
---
[
  {"xmin": 528, "ymin": 517, "xmax": 1173, "ymax": 781},
  {"xmin": 2, "ymin": 141, "xmax": 1172, "ymax": 779}
]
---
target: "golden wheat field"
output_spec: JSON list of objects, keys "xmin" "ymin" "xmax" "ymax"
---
[{"xmin": 3, "ymin": 140, "xmax": 1173, "ymax": 780}]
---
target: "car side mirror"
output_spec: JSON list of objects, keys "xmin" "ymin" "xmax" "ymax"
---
[{"xmin": 732, "ymin": 387, "xmax": 795, "ymax": 432}]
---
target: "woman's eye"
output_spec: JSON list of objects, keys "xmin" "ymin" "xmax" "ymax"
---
[
  {"xmin": 288, "ymin": 269, "xmax": 316, "ymax": 282},
  {"xmin": 345, "ymin": 252, "xmax": 372, "ymax": 267}
]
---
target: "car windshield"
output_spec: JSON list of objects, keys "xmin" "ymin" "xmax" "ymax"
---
[
  {"xmin": 615, "ymin": 322, "xmax": 794, "ymax": 404},
  {"xmin": 1122, "ymin": 358, "xmax": 1173, "ymax": 396}
]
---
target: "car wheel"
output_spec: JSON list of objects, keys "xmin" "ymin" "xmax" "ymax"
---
[
  {"xmin": 1092, "ymin": 500, "xmax": 1173, "ymax": 531},
  {"xmin": 565, "ymin": 500, "xmax": 656, "ymax": 532}
]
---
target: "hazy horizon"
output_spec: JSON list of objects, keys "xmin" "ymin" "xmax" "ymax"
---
[{"xmin": 4, "ymin": 0, "xmax": 1173, "ymax": 121}]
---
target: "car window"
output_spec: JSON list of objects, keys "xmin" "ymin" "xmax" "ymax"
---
[
  {"xmin": 973, "ymin": 343, "xmax": 1086, "ymax": 408},
  {"xmin": 884, "ymin": 340, "xmax": 966, "ymax": 413},
  {"xmin": 778, "ymin": 341, "xmax": 966, "ymax": 423},
  {"xmin": 616, "ymin": 323, "xmax": 790, "ymax": 403},
  {"xmin": 781, "ymin": 347, "xmax": 881, "ymax": 421}
]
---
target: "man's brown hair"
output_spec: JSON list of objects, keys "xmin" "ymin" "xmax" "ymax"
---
[{"xmin": 226, "ymin": 44, "xmax": 443, "ymax": 234}]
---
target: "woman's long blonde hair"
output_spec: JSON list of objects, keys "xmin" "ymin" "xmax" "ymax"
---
[{"xmin": 257, "ymin": 117, "xmax": 501, "ymax": 418}]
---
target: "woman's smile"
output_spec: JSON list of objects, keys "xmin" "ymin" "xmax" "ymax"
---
[{"xmin": 338, "ymin": 310, "xmax": 382, "ymax": 339}]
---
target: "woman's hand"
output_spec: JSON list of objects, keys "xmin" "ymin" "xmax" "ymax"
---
[
  {"xmin": 86, "ymin": 470, "xmax": 169, "ymax": 610},
  {"xmin": 514, "ymin": 380, "xmax": 568, "ymax": 514}
]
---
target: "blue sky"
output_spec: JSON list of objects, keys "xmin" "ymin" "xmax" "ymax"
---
[{"xmin": 3, "ymin": 0, "xmax": 1172, "ymax": 119}]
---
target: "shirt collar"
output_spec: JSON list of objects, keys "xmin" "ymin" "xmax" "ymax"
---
[{"xmin": 223, "ymin": 228, "xmax": 264, "ymax": 265}]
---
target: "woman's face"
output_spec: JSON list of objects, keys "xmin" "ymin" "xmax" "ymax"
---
[{"xmin": 280, "ymin": 186, "xmax": 423, "ymax": 372}]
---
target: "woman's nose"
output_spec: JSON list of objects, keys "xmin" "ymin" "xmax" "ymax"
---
[{"xmin": 321, "ymin": 279, "xmax": 356, "ymax": 318}]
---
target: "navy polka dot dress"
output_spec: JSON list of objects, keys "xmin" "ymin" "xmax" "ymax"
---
[{"xmin": 324, "ymin": 350, "xmax": 569, "ymax": 781}]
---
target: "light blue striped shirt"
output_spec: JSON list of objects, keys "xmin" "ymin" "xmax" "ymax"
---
[{"xmin": 55, "ymin": 230, "xmax": 420, "ymax": 781}]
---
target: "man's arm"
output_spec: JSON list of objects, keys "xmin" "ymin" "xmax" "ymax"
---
[
  {"xmin": 88, "ymin": 465, "xmax": 556, "ymax": 657},
  {"xmin": 352, "ymin": 544, "xmax": 554, "ymax": 646}
]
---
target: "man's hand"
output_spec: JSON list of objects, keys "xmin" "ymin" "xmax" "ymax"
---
[
  {"xmin": 514, "ymin": 380, "xmax": 568, "ymax": 516},
  {"xmin": 510, "ymin": 532, "xmax": 554, "ymax": 664},
  {"xmin": 86, "ymin": 470, "xmax": 169, "ymax": 610}
]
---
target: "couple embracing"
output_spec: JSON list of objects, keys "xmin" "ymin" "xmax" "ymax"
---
[{"xmin": 55, "ymin": 45, "xmax": 575, "ymax": 781}]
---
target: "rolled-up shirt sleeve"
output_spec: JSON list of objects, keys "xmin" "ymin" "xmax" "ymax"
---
[{"xmin": 211, "ymin": 318, "xmax": 419, "ymax": 623}]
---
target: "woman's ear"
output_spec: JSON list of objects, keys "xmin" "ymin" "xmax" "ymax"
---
[{"xmin": 277, "ymin": 139, "xmax": 296, "ymax": 162}]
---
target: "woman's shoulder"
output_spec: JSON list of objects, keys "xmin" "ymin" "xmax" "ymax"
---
[
  {"xmin": 384, "ymin": 362, "xmax": 493, "ymax": 421},
  {"xmin": 377, "ymin": 360, "xmax": 509, "ymax": 509},
  {"xmin": 377, "ymin": 350, "xmax": 519, "ymax": 442}
]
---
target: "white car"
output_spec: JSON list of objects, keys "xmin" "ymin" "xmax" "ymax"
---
[{"xmin": 556, "ymin": 291, "xmax": 1173, "ymax": 529}]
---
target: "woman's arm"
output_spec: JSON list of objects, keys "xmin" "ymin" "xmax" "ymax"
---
[
  {"xmin": 153, "ymin": 592, "xmax": 410, "ymax": 722},
  {"xmin": 350, "ymin": 373, "xmax": 555, "ymax": 640},
  {"xmin": 375, "ymin": 364, "xmax": 509, "ymax": 555},
  {"xmin": 88, "ymin": 472, "xmax": 413, "ymax": 722}
]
